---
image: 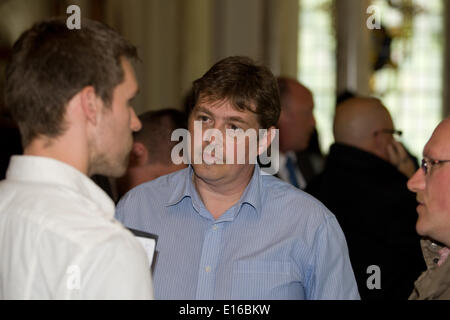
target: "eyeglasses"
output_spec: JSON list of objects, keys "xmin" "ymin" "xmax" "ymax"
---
[
  {"xmin": 373, "ymin": 129, "xmax": 403, "ymax": 137},
  {"xmin": 421, "ymin": 158, "xmax": 450, "ymax": 175}
]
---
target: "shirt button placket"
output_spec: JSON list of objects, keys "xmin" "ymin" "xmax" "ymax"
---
[{"xmin": 195, "ymin": 222, "xmax": 223, "ymax": 299}]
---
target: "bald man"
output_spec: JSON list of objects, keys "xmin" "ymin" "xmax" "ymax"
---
[
  {"xmin": 275, "ymin": 78, "xmax": 322, "ymax": 189},
  {"xmin": 333, "ymin": 97, "xmax": 416, "ymax": 177},
  {"xmin": 407, "ymin": 118, "xmax": 450, "ymax": 299},
  {"xmin": 307, "ymin": 97, "xmax": 425, "ymax": 300}
]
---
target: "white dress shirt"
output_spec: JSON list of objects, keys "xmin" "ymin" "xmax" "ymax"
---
[{"xmin": 0, "ymin": 156, "xmax": 153, "ymax": 299}]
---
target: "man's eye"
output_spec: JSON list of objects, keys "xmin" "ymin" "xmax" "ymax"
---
[
  {"xmin": 198, "ymin": 115, "xmax": 210, "ymax": 122},
  {"xmin": 229, "ymin": 124, "xmax": 240, "ymax": 130}
]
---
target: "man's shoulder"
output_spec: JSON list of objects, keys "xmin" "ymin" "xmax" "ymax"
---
[
  {"xmin": 258, "ymin": 174, "xmax": 349, "ymax": 264},
  {"xmin": 262, "ymin": 173, "xmax": 326, "ymax": 203},
  {"xmin": 0, "ymin": 178, "xmax": 77, "ymax": 216},
  {"xmin": 260, "ymin": 174, "xmax": 334, "ymax": 222},
  {"xmin": 0, "ymin": 179, "xmax": 134, "ymax": 250},
  {"xmin": 117, "ymin": 168, "xmax": 188, "ymax": 213},
  {"xmin": 128, "ymin": 168, "xmax": 186, "ymax": 196}
]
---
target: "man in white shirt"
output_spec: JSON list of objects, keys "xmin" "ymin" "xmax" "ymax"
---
[
  {"xmin": 276, "ymin": 78, "xmax": 318, "ymax": 189},
  {"xmin": 0, "ymin": 18, "xmax": 153, "ymax": 299}
]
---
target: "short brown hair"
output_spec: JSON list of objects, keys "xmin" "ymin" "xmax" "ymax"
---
[
  {"xmin": 190, "ymin": 56, "xmax": 280, "ymax": 129},
  {"xmin": 134, "ymin": 109, "xmax": 187, "ymax": 164},
  {"xmin": 4, "ymin": 17, "xmax": 138, "ymax": 147}
]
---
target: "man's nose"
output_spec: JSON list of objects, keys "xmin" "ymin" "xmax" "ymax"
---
[
  {"xmin": 130, "ymin": 109, "xmax": 142, "ymax": 132},
  {"xmin": 407, "ymin": 168, "xmax": 426, "ymax": 193}
]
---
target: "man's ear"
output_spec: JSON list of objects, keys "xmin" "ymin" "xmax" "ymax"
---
[
  {"xmin": 129, "ymin": 142, "xmax": 148, "ymax": 167},
  {"xmin": 80, "ymin": 86, "xmax": 100, "ymax": 126},
  {"xmin": 373, "ymin": 131, "xmax": 390, "ymax": 160},
  {"xmin": 258, "ymin": 126, "xmax": 277, "ymax": 156}
]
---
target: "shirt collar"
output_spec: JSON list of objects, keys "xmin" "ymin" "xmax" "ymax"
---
[
  {"xmin": 166, "ymin": 164, "xmax": 263, "ymax": 215},
  {"xmin": 166, "ymin": 166, "xmax": 195, "ymax": 208},
  {"xmin": 236, "ymin": 164, "xmax": 263, "ymax": 214},
  {"xmin": 421, "ymin": 238, "xmax": 450, "ymax": 270},
  {"xmin": 6, "ymin": 155, "xmax": 115, "ymax": 217}
]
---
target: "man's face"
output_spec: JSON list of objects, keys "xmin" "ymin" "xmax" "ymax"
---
[
  {"xmin": 91, "ymin": 58, "xmax": 142, "ymax": 177},
  {"xmin": 407, "ymin": 119, "xmax": 450, "ymax": 243},
  {"xmin": 278, "ymin": 84, "xmax": 315, "ymax": 153},
  {"xmin": 188, "ymin": 96, "xmax": 261, "ymax": 184},
  {"xmin": 377, "ymin": 116, "xmax": 396, "ymax": 161}
]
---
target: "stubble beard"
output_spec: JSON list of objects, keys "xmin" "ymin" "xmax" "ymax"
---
[{"xmin": 88, "ymin": 136, "xmax": 132, "ymax": 178}]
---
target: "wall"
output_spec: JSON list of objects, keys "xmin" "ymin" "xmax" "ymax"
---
[
  {"xmin": 1, "ymin": 0, "xmax": 447, "ymax": 117},
  {"xmin": 102, "ymin": 0, "xmax": 300, "ymax": 114}
]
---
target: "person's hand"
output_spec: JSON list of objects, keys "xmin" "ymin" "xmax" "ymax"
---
[{"xmin": 387, "ymin": 139, "xmax": 416, "ymax": 178}]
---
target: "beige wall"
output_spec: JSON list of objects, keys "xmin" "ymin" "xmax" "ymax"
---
[
  {"xmin": 104, "ymin": 0, "xmax": 214, "ymax": 115},
  {"xmin": 126, "ymin": 0, "xmax": 300, "ymax": 114},
  {"xmin": 0, "ymin": 0, "xmax": 54, "ymax": 45},
  {"xmin": 102, "ymin": 0, "xmax": 301, "ymax": 114},
  {"xmin": 107, "ymin": 0, "xmax": 296, "ymax": 114},
  {"xmin": 0, "ymin": 0, "xmax": 303, "ymax": 115},
  {"xmin": 1, "ymin": 0, "xmax": 448, "ymax": 118}
]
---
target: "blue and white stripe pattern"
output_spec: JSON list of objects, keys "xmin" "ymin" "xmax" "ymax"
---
[{"xmin": 116, "ymin": 165, "xmax": 360, "ymax": 300}]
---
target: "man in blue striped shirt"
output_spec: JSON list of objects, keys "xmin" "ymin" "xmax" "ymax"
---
[{"xmin": 116, "ymin": 56, "xmax": 359, "ymax": 300}]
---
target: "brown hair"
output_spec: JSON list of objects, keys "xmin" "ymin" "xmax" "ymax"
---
[
  {"xmin": 190, "ymin": 56, "xmax": 280, "ymax": 129},
  {"xmin": 4, "ymin": 17, "xmax": 138, "ymax": 147},
  {"xmin": 134, "ymin": 109, "xmax": 187, "ymax": 164}
]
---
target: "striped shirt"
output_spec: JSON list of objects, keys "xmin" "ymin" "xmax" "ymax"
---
[{"xmin": 116, "ymin": 164, "xmax": 360, "ymax": 300}]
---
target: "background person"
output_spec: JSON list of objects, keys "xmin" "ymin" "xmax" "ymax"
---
[
  {"xmin": 307, "ymin": 97, "xmax": 424, "ymax": 299},
  {"xmin": 275, "ymin": 77, "xmax": 322, "ymax": 189},
  {"xmin": 116, "ymin": 108, "xmax": 188, "ymax": 198}
]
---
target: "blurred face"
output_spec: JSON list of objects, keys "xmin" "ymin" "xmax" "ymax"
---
[
  {"xmin": 407, "ymin": 119, "xmax": 450, "ymax": 243},
  {"xmin": 189, "ymin": 96, "xmax": 261, "ymax": 185},
  {"xmin": 376, "ymin": 116, "xmax": 395, "ymax": 161},
  {"xmin": 278, "ymin": 83, "xmax": 315, "ymax": 153},
  {"xmin": 90, "ymin": 58, "xmax": 142, "ymax": 177}
]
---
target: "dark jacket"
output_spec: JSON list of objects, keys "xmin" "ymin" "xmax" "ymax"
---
[{"xmin": 307, "ymin": 143, "xmax": 425, "ymax": 300}]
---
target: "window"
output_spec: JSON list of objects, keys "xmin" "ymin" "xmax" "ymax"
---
[
  {"xmin": 298, "ymin": 0, "xmax": 336, "ymax": 154},
  {"xmin": 370, "ymin": 0, "xmax": 444, "ymax": 157}
]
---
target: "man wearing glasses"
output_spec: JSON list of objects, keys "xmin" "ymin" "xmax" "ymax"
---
[
  {"xmin": 307, "ymin": 97, "xmax": 425, "ymax": 299},
  {"xmin": 407, "ymin": 118, "xmax": 450, "ymax": 299}
]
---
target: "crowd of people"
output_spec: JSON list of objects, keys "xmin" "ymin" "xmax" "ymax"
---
[{"xmin": 1, "ymin": 17, "xmax": 450, "ymax": 300}]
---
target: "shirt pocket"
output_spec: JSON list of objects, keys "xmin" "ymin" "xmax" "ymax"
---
[{"xmin": 231, "ymin": 260, "xmax": 304, "ymax": 300}]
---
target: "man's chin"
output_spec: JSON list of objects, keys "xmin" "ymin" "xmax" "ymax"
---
[
  {"xmin": 192, "ymin": 162, "xmax": 225, "ymax": 178},
  {"xmin": 93, "ymin": 160, "xmax": 128, "ymax": 178},
  {"xmin": 415, "ymin": 216, "xmax": 430, "ymax": 238},
  {"xmin": 111, "ymin": 166, "xmax": 128, "ymax": 178}
]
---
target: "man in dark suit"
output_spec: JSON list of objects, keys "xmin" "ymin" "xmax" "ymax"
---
[
  {"xmin": 307, "ymin": 97, "xmax": 425, "ymax": 299},
  {"xmin": 275, "ymin": 78, "xmax": 323, "ymax": 189}
]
